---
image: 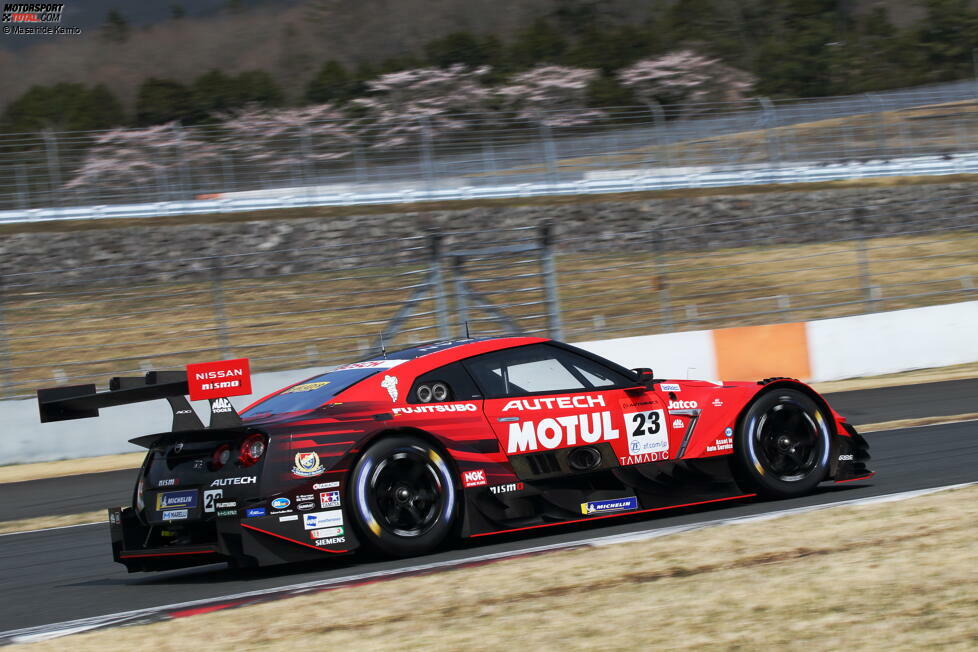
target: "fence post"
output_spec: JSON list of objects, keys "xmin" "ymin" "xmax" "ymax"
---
[
  {"xmin": 15, "ymin": 163, "xmax": 29, "ymax": 210},
  {"xmin": 41, "ymin": 130, "xmax": 63, "ymax": 207},
  {"xmin": 647, "ymin": 101, "xmax": 670, "ymax": 171},
  {"xmin": 865, "ymin": 93, "xmax": 888, "ymax": 159},
  {"xmin": 758, "ymin": 97, "xmax": 781, "ymax": 171},
  {"xmin": 428, "ymin": 232, "xmax": 451, "ymax": 340},
  {"xmin": 171, "ymin": 123, "xmax": 192, "ymax": 200},
  {"xmin": 652, "ymin": 230, "xmax": 674, "ymax": 331},
  {"xmin": 299, "ymin": 123, "xmax": 315, "ymax": 194},
  {"xmin": 452, "ymin": 256, "xmax": 468, "ymax": 338},
  {"xmin": 418, "ymin": 117, "xmax": 436, "ymax": 197},
  {"xmin": 0, "ymin": 275, "xmax": 13, "ymax": 395},
  {"xmin": 539, "ymin": 222, "xmax": 563, "ymax": 340},
  {"xmin": 481, "ymin": 137, "xmax": 498, "ymax": 177},
  {"xmin": 852, "ymin": 208, "xmax": 879, "ymax": 312},
  {"xmin": 210, "ymin": 256, "xmax": 233, "ymax": 359}
]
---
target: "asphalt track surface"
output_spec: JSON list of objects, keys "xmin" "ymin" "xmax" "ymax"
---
[{"xmin": 0, "ymin": 379, "xmax": 975, "ymax": 634}]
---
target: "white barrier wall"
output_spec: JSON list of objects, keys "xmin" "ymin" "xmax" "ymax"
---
[{"xmin": 3, "ymin": 300, "xmax": 977, "ymax": 465}]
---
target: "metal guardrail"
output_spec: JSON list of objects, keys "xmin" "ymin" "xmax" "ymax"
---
[
  {"xmin": 1, "ymin": 194, "xmax": 975, "ymax": 399},
  {"xmin": 2, "ymin": 79, "xmax": 978, "ymax": 222}
]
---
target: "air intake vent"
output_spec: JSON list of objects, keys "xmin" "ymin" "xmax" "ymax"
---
[{"xmin": 526, "ymin": 452, "xmax": 560, "ymax": 476}]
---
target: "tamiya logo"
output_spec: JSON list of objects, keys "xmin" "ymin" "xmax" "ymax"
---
[
  {"xmin": 668, "ymin": 400, "xmax": 698, "ymax": 410},
  {"xmin": 319, "ymin": 491, "xmax": 340, "ymax": 508},
  {"xmin": 461, "ymin": 469, "xmax": 487, "ymax": 487},
  {"xmin": 507, "ymin": 411, "xmax": 620, "ymax": 454},
  {"xmin": 2, "ymin": 3, "xmax": 63, "ymax": 22},
  {"xmin": 580, "ymin": 497, "xmax": 638, "ymax": 515}
]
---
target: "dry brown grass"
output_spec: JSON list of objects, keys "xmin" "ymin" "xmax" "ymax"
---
[
  {"xmin": 0, "ymin": 452, "xmax": 144, "ymax": 485},
  {"xmin": 812, "ymin": 359, "xmax": 978, "ymax": 393},
  {"xmin": 0, "ymin": 510, "xmax": 104, "ymax": 535},
  {"xmin": 27, "ymin": 484, "xmax": 978, "ymax": 651}
]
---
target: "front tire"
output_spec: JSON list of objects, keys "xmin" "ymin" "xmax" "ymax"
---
[
  {"xmin": 733, "ymin": 388, "xmax": 832, "ymax": 498},
  {"xmin": 349, "ymin": 435, "xmax": 458, "ymax": 557}
]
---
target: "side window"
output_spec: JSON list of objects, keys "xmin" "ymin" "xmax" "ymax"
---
[
  {"xmin": 463, "ymin": 344, "xmax": 631, "ymax": 398},
  {"xmin": 409, "ymin": 362, "xmax": 482, "ymax": 403}
]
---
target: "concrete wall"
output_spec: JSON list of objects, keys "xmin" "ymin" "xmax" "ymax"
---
[{"xmin": 4, "ymin": 300, "xmax": 978, "ymax": 464}]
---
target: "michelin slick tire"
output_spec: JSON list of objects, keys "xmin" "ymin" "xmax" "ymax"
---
[
  {"xmin": 350, "ymin": 435, "xmax": 458, "ymax": 557},
  {"xmin": 733, "ymin": 388, "xmax": 832, "ymax": 498}
]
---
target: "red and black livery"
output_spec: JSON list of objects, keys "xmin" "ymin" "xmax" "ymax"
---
[{"xmin": 37, "ymin": 337, "xmax": 872, "ymax": 572}]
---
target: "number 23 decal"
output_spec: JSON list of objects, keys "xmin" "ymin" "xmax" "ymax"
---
[{"xmin": 630, "ymin": 410, "xmax": 663, "ymax": 436}]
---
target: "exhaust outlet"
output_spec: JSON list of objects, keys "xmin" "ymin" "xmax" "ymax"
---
[{"xmin": 567, "ymin": 446, "xmax": 602, "ymax": 472}]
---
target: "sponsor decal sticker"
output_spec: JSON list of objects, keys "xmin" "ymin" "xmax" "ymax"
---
[
  {"xmin": 314, "ymin": 537, "xmax": 346, "ymax": 546},
  {"xmin": 210, "ymin": 476, "xmax": 257, "ymax": 487},
  {"xmin": 279, "ymin": 515, "xmax": 299, "ymax": 522},
  {"xmin": 624, "ymin": 409, "xmax": 669, "ymax": 456},
  {"xmin": 303, "ymin": 510, "xmax": 344, "ymax": 530},
  {"xmin": 162, "ymin": 509, "xmax": 188, "ymax": 520},
  {"xmin": 156, "ymin": 478, "xmax": 177, "ymax": 487},
  {"xmin": 706, "ymin": 434, "xmax": 734, "ymax": 453},
  {"xmin": 310, "ymin": 527, "xmax": 344, "ymax": 539},
  {"xmin": 216, "ymin": 509, "xmax": 237, "ymax": 518},
  {"xmin": 203, "ymin": 489, "xmax": 223, "ymax": 513},
  {"xmin": 660, "ymin": 383, "xmax": 681, "ymax": 392},
  {"xmin": 271, "ymin": 497, "xmax": 291, "ymax": 510},
  {"xmin": 319, "ymin": 491, "xmax": 341, "ymax": 508},
  {"xmin": 506, "ymin": 410, "xmax": 620, "ymax": 454},
  {"xmin": 672, "ymin": 418, "xmax": 684, "ymax": 429},
  {"xmin": 297, "ymin": 502, "xmax": 315, "ymax": 511},
  {"xmin": 668, "ymin": 400, "xmax": 698, "ymax": 410},
  {"xmin": 335, "ymin": 359, "xmax": 407, "ymax": 371},
  {"xmin": 489, "ymin": 482, "xmax": 524, "ymax": 495},
  {"xmin": 313, "ymin": 481, "xmax": 339, "ymax": 490},
  {"xmin": 712, "ymin": 398, "xmax": 724, "ymax": 407},
  {"xmin": 502, "ymin": 395, "xmax": 605, "ymax": 412},
  {"xmin": 156, "ymin": 489, "xmax": 197, "ymax": 510},
  {"xmin": 392, "ymin": 403, "xmax": 478, "ymax": 414},
  {"xmin": 839, "ymin": 454, "xmax": 854, "ymax": 461},
  {"xmin": 618, "ymin": 452, "xmax": 669, "ymax": 465},
  {"xmin": 245, "ymin": 507, "xmax": 266, "ymax": 518},
  {"xmin": 724, "ymin": 427, "xmax": 733, "ymax": 437},
  {"xmin": 292, "ymin": 451, "xmax": 325, "ymax": 477},
  {"xmin": 580, "ymin": 497, "xmax": 639, "ymax": 515},
  {"xmin": 211, "ymin": 397, "xmax": 235, "ymax": 414},
  {"xmin": 380, "ymin": 375, "xmax": 399, "ymax": 402},
  {"xmin": 461, "ymin": 469, "xmax": 487, "ymax": 488},
  {"xmin": 185, "ymin": 358, "xmax": 252, "ymax": 401},
  {"xmin": 282, "ymin": 381, "xmax": 330, "ymax": 394},
  {"xmin": 295, "ymin": 494, "xmax": 314, "ymax": 502}
]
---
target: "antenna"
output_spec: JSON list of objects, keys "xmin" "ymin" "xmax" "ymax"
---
[
  {"xmin": 379, "ymin": 331, "xmax": 388, "ymax": 358},
  {"xmin": 465, "ymin": 321, "xmax": 470, "ymax": 338}
]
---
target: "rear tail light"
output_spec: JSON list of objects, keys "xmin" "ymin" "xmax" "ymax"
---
[
  {"xmin": 211, "ymin": 444, "xmax": 232, "ymax": 470},
  {"xmin": 239, "ymin": 434, "xmax": 267, "ymax": 467}
]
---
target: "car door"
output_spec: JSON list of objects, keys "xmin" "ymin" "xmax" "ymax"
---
[{"xmin": 463, "ymin": 343, "xmax": 679, "ymax": 471}]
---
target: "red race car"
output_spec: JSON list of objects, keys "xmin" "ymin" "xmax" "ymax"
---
[{"xmin": 37, "ymin": 337, "xmax": 871, "ymax": 571}]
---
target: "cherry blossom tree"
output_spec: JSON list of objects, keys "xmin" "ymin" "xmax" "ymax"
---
[
  {"xmin": 350, "ymin": 64, "xmax": 495, "ymax": 148},
  {"xmin": 617, "ymin": 50, "xmax": 755, "ymax": 114},
  {"xmin": 215, "ymin": 103, "xmax": 355, "ymax": 175},
  {"xmin": 494, "ymin": 65, "xmax": 605, "ymax": 126},
  {"xmin": 64, "ymin": 122, "xmax": 218, "ymax": 194}
]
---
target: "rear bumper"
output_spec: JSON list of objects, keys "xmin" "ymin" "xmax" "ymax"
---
[{"xmin": 109, "ymin": 506, "xmax": 357, "ymax": 572}]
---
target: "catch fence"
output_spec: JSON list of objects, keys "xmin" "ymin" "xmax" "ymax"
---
[
  {"xmin": 0, "ymin": 192, "xmax": 975, "ymax": 399},
  {"xmin": 2, "ymin": 80, "xmax": 978, "ymax": 219}
]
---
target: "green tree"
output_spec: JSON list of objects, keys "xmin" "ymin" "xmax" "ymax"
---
[
  {"xmin": 101, "ymin": 8, "xmax": 129, "ymax": 44},
  {"xmin": 1, "ymin": 83, "xmax": 126, "ymax": 132},
  {"xmin": 508, "ymin": 18, "xmax": 568, "ymax": 69},
  {"xmin": 235, "ymin": 70, "xmax": 285, "ymax": 107},
  {"xmin": 135, "ymin": 78, "xmax": 193, "ymax": 126},
  {"xmin": 305, "ymin": 60, "xmax": 357, "ymax": 104},
  {"xmin": 424, "ymin": 31, "xmax": 493, "ymax": 68},
  {"xmin": 915, "ymin": 0, "xmax": 978, "ymax": 81}
]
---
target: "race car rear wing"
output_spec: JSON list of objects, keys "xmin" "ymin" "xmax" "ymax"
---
[{"xmin": 37, "ymin": 370, "xmax": 242, "ymax": 431}]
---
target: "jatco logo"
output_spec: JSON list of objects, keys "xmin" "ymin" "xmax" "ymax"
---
[
  {"xmin": 461, "ymin": 469, "xmax": 487, "ymax": 487},
  {"xmin": 668, "ymin": 400, "xmax": 698, "ymax": 410},
  {"xmin": 185, "ymin": 358, "xmax": 252, "ymax": 401}
]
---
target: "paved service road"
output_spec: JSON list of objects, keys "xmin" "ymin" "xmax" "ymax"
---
[{"xmin": 0, "ymin": 415, "xmax": 976, "ymax": 633}]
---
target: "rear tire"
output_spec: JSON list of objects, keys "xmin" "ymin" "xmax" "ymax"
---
[
  {"xmin": 349, "ymin": 435, "xmax": 458, "ymax": 557},
  {"xmin": 733, "ymin": 388, "xmax": 832, "ymax": 498}
]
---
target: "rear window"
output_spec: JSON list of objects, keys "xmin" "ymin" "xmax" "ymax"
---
[{"xmin": 241, "ymin": 361, "xmax": 403, "ymax": 418}]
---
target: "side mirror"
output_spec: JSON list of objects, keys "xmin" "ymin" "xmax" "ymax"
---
[{"xmin": 631, "ymin": 368, "xmax": 655, "ymax": 389}]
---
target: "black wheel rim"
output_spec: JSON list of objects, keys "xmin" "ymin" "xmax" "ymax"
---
[
  {"xmin": 368, "ymin": 448, "xmax": 444, "ymax": 537},
  {"xmin": 753, "ymin": 399, "xmax": 820, "ymax": 482}
]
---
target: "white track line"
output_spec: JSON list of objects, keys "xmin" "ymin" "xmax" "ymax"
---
[
  {"xmin": 3, "ymin": 481, "xmax": 975, "ymax": 645},
  {"xmin": 0, "ymin": 521, "xmax": 105, "ymax": 538}
]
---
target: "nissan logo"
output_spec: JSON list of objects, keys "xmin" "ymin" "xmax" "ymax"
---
[{"xmin": 174, "ymin": 441, "xmax": 184, "ymax": 453}]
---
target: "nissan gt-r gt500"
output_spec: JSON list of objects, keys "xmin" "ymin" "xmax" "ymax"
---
[{"xmin": 37, "ymin": 337, "xmax": 871, "ymax": 571}]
